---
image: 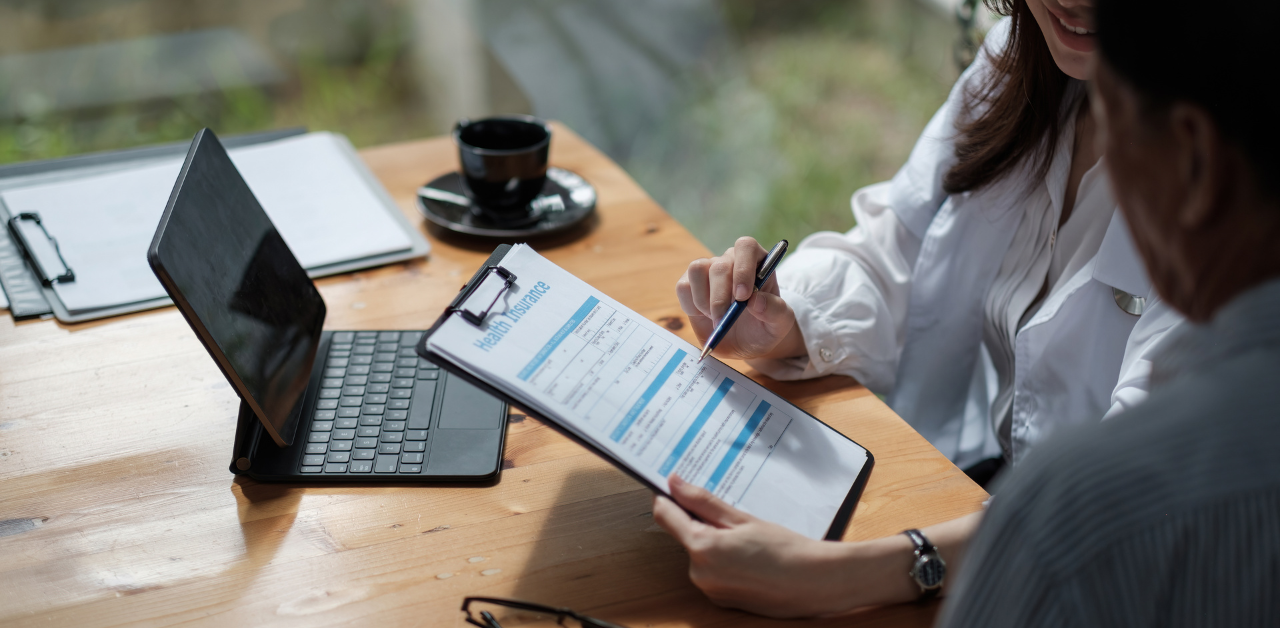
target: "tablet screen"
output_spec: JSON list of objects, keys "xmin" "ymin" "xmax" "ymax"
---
[{"xmin": 149, "ymin": 130, "xmax": 324, "ymax": 446}]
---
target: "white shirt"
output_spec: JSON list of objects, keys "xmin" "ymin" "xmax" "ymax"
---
[{"xmin": 747, "ymin": 19, "xmax": 1185, "ymax": 467}]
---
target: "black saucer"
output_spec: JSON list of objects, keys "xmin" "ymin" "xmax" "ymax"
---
[{"xmin": 416, "ymin": 167, "xmax": 596, "ymax": 238}]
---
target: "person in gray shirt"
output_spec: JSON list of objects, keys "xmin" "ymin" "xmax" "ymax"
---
[{"xmin": 938, "ymin": 0, "xmax": 1280, "ymax": 625}]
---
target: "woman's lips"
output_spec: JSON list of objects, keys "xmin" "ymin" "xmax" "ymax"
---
[{"xmin": 1046, "ymin": 7, "xmax": 1096, "ymax": 53}]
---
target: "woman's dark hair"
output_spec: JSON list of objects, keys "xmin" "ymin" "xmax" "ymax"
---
[
  {"xmin": 943, "ymin": 0, "xmax": 1071, "ymax": 194},
  {"xmin": 1097, "ymin": 0, "xmax": 1279, "ymax": 199}
]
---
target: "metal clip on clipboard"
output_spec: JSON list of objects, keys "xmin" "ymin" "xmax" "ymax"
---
[
  {"xmin": 450, "ymin": 265, "xmax": 516, "ymax": 327},
  {"xmin": 7, "ymin": 212, "xmax": 75, "ymax": 286}
]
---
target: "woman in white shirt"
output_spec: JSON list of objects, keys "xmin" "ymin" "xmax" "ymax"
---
[{"xmin": 654, "ymin": 0, "xmax": 1184, "ymax": 618}]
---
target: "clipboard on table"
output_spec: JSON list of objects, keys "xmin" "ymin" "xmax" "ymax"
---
[
  {"xmin": 417, "ymin": 244, "xmax": 874, "ymax": 541},
  {"xmin": 0, "ymin": 128, "xmax": 431, "ymax": 323}
]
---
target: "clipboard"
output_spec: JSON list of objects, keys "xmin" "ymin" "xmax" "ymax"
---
[
  {"xmin": 416, "ymin": 245, "xmax": 874, "ymax": 541},
  {"xmin": 0, "ymin": 128, "xmax": 431, "ymax": 323}
]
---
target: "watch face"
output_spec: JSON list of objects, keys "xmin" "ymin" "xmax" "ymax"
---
[{"xmin": 915, "ymin": 555, "xmax": 946, "ymax": 588}]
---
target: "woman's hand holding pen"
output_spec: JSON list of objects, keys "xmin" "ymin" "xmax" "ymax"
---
[{"xmin": 676, "ymin": 236, "xmax": 805, "ymax": 361}]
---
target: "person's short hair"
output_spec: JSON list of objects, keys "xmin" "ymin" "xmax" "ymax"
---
[{"xmin": 1096, "ymin": 0, "xmax": 1279, "ymax": 198}]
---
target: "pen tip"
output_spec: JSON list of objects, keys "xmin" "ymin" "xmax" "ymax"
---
[{"xmin": 698, "ymin": 345, "xmax": 712, "ymax": 363}]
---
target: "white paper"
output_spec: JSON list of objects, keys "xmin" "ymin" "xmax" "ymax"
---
[
  {"xmin": 0, "ymin": 132, "xmax": 413, "ymax": 314},
  {"xmin": 429, "ymin": 245, "xmax": 868, "ymax": 539}
]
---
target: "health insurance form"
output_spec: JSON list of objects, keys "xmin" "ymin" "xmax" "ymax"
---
[{"xmin": 427, "ymin": 245, "xmax": 869, "ymax": 539}]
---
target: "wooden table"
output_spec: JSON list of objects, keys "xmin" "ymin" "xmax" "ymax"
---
[{"xmin": 0, "ymin": 125, "xmax": 987, "ymax": 627}]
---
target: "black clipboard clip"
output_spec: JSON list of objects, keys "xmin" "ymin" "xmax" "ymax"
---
[
  {"xmin": 451, "ymin": 265, "xmax": 516, "ymax": 327},
  {"xmin": 7, "ymin": 212, "xmax": 75, "ymax": 286}
]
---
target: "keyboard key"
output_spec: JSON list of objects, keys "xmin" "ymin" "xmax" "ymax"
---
[
  {"xmin": 333, "ymin": 331, "xmax": 355, "ymax": 343},
  {"xmin": 370, "ymin": 373, "xmax": 393, "ymax": 383},
  {"xmin": 308, "ymin": 432, "xmax": 330, "ymax": 443},
  {"xmin": 401, "ymin": 453, "xmax": 424, "ymax": 464},
  {"xmin": 390, "ymin": 388, "xmax": 412, "ymax": 399},
  {"xmin": 362, "ymin": 404, "xmax": 386, "ymax": 415},
  {"xmin": 404, "ymin": 440, "xmax": 427, "ymax": 452},
  {"xmin": 359, "ymin": 415, "xmax": 383, "ymax": 426},
  {"xmin": 375, "ymin": 352, "xmax": 397, "ymax": 363},
  {"xmin": 408, "ymin": 380, "xmax": 436, "ymax": 430},
  {"xmin": 399, "ymin": 464, "xmax": 422, "ymax": 474},
  {"xmin": 316, "ymin": 399, "xmax": 338, "ymax": 410},
  {"xmin": 353, "ymin": 344, "xmax": 375, "ymax": 355},
  {"xmin": 306, "ymin": 443, "xmax": 328, "ymax": 454},
  {"xmin": 302, "ymin": 454, "xmax": 325, "ymax": 466},
  {"xmin": 335, "ymin": 418, "xmax": 358, "ymax": 429},
  {"xmin": 416, "ymin": 369, "xmax": 439, "ymax": 380},
  {"xmin": 344, "ymin": 375, "xmax": 368, "ymax": 386},
  {"xmin": 311, "ymin": 421, "xmax": 334, "ymax": 432},
  {"xmin": 383, "ymin": 421, "xmax": 406, "ymax": 432},
  {"xmin": 319, "ymin": 388, "xmax": 341, "ymax": 399},
  {"xmin": 351, "ymin": 355, "xmax": 373, "ymax": 365},
  {"xmin": 377, "ymin": 341, "xmax": 399, "ymax": 352},
  {"xmin": 315, "ymin": 410, "xmax": 336, "ymax": 420},
  {"xmin": 380, "ymin": 431, "xmax": 403, "ymax": 443},
  {"xmin": 301, "ymin": 466, "xmax": 322, "ymax": 473},
  {"xmin": 355, "ymin": 437, "xmax": 379, "ymax": 449},
  {"xmin": 324, "ymin": 368, "xmax": 346, "ymax": 378},
  {"xmin": 356, "ymin": 426, "xmax": 380, "ymax": 437},
  {"xmin": 395, "ymin": 357, "xmax": 417, "ymax": 368},
  {"xmin": 418, "ymin": 358, "xmax": 439, "ymax": 370},
  {"xmin": 331, "ymin": 342, "xmax": 353, "ymax": 351},
  {"xmin": 368, "ymin": 383, "xmax": 390, "ymax": 394},
  {"xmin": 325, "ymin": 463, "xmax": 348, "ymax": 473},
  {"xmin": 326, "ymin": 451, "xmax": 351, "ymax": 463},
  {"xmin": 394, "ymin": 368, "xmax": 416, "ymax": 378},
  {"xmin": 337, "ymin": 407, "xmax": 360, "ymax": 418},
  {"xmin": 348, "ymin": 365, "xmax": 371, "ymax": 375},
  {"xmin": 328, "ymin": 440, "xmax": 353, "ymax": 451},
  {"xmin": 387, "ymin": 409, "xmax": 409, "ymax": 420},
  {"xmin": 340, "ymin": 396, "xmax": 363, "ymax": 407},
  {"xmin": 352, "ymin": 449, "xmax": 375, "ymax": 460},
  {"xmin": 378, "ymin": 331, "xmax": 400, "ymax": 343},
  {"xmin": 372, "ymin": 363, "xmax": 395, "ymax": 373},
  {"xmin": 392, "ymin": 378, "xmax": 415, "ymax": 388},
  {"xmin": 356, "ymin": 331, "xmax": 377, "ymax": 338},
  {"xmin": 378, "ymin": 442, "xmax": 402, "ymax": 454},
  {"xmin": 329, "ymin": 350, "xmax": 351, "ymax": 359},
  {"xmin": 406, "ymin": 430, "xmax": 428, "ymax": 441},
  {"xmin": 397, "ymin": 347, "xmax": 417, "ymax": 357},
  {"xmin": 342, "ymin": 385, "xmax": 366, "ymax": 396},
  {"xmin": 374, "ymin": 455, "xmax": 398, "ymax": 473},
  {"xmin": 365, "ymin": 393, "xmax": 388, "ymax": 405},
  {"xmin": 328, "ymin": 357, "xmax": 349, "ymax": 368},
  {"xmin": 332, "ymin": 429, "xmax": 356, "ymax": 440},
  {"xmin": 399, "ymin": 331, "xmax": 419, "ymax": 345},
  {"xmin": 388, "ymin": 399, "xmax": 410, "ymax": 410},
  {"xmin": 321, "ymin": 378, "xmax": 344, "ymax": 388},
  {"xmin": 350, "ymin": 460, "xmax": 373, "ymax": 473}
]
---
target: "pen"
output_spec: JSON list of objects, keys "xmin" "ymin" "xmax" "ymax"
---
[{"xmin": 698, "ymin": 239, "xmax": 789, "ymax": 363}]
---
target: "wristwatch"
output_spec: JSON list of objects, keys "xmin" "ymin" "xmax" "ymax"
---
[{"xmin": 903, "ymin": 528, "xmax": 946, "ymax": 602}]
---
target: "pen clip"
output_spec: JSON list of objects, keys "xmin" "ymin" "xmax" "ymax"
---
[
  {"xmin": 755, "ymin": 239, "xmax": 788, "ymax": 284},
  {"xmin": 451, "ymin": 265, "xmax": 517, "ymax": 327},
  {"xmin": 7, "ymin": 212, "xmax": 75, "ymax": 285}
]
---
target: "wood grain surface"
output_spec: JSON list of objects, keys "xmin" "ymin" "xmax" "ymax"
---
[{"xmin": 0, "ymin": 124, "xmax": 987, "ymax": 627}]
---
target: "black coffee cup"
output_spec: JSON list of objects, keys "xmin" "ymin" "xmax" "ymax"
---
[{"xmin": 454, "ymin": 115, "xmax": 551, "ymax": 217}]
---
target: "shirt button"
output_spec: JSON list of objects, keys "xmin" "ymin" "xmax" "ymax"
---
[{"xmin": 819, "ymin": 348, "xmax": 834, "ymax": 362}]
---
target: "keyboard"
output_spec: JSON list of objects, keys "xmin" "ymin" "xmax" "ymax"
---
[{"xmin": 300, "ymin": 331, "xmax": 437, "ymax": 474}]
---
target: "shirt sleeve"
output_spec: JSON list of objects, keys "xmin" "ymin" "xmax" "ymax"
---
[
  {"xmin": 1102, "ymin": 295, "xmax": 1186, "ymax": 419},
  {"xmin": 745, "ymin": 18, "xmax": 1012, "ymax": 394}
]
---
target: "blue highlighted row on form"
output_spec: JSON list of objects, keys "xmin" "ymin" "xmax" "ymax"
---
[
  {"xmin": 610, "ymin": 350, "xmax": 687, "ymax": 442},
  {"xmin": 658, "ymin": 377, "xmax": 736, "ymax": 476},
  {"xmin": 518, "ymin": 296, "xmax": 600, "ymax": 381},
  {"xmin": 704, "ymin": 400, "xmax": 771, "ymax": 492}
]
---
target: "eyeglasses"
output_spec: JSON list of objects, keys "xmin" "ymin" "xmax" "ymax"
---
[{"xmin": 461, "ymin": 597, "xmax": 630, "ymax": 628}]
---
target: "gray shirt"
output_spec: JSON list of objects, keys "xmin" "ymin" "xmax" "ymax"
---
[{"xmin": 938, "ymin": 278, "xmax": 1280, "ymax": 628}]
